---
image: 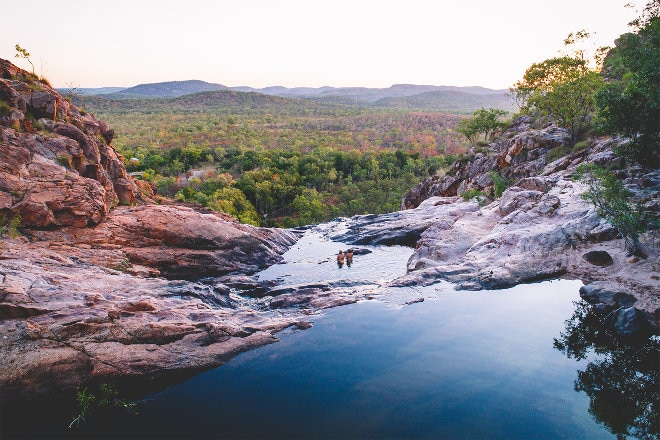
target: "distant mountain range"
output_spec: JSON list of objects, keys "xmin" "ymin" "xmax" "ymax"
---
[{"xmin": 68, "ymin": 79, "xmax": 516, "ymax": 113}]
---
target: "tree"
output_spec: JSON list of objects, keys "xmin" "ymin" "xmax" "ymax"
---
[
  {"xmin": 455, "ymin": 118, "xmax": 479, "ymax": 145},
  {"xmin": 595, "ymin": 1, "xmax": 659, "ymax": 167},
  {"xmin": 511, "ymin": 55, "xmax": 605, "ymax": 144},
  {"xmin": 14, "ymin": 44, "xmax": 35, "ymax": 74},
  {"xmin": 208, "ymin": 187, "xmax": 260, "ymax": 225},
  {"xmin": 155, "ymin": 177, "xmax": 177, "ymax": 197},
  {"xmin": 576, "ymin": 164, "xmax": 648, "ymax": 257},
  {"xmin": 292, "ymin": 188, "xmax": 327, "ymax": 225},
  {"xmin": 456, "ymin": 108, "xmax": 509, "ymax": 144}
]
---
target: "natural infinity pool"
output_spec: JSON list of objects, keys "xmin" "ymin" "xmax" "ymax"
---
[{"xmin": 5, "ymin": 225, "xmax": 639, "ymax": 439}]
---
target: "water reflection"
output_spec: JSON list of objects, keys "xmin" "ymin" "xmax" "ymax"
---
[{"xmin": 554, "ymin": 301, "xmax": 660, "ymax": 440}]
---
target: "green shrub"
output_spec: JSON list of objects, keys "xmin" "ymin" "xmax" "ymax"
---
[
  {"xmin": 572, "ymin": 140, "xmax": 591, "ymax": 153},
  {"xmin": 113, "ymin": 258, "xmax": 131, "ymax": 272},
  {"xmin": 461, "ymin": 188, "xmax": 485, "ymax": 202},
  {"xmin": 283, "ymin": 217, "xmax": 297, "ymax": 228},
  {"xmin": 56, "ymin": 154, "xmax": 72, "ymax": 168},
  {"xmin": 576, "ymin": 163, "xmax": 648, "ymax": 257},
  {"xmin": 489, "ymin": 171, "xmax": 509, "ymax": 198},
  {"xmin": 27, "ymin": 82, "xmax": 43, "ymax": 92}
]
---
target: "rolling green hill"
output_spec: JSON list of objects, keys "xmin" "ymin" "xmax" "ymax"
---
[{"xmin": 76, "ymin": 90, "xmax": 340, "ymax": 115}]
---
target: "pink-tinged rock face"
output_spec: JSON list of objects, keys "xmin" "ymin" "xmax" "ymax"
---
[{"xmin": 0, "ymin": 58, "xmax": 145, "ymax": 229}]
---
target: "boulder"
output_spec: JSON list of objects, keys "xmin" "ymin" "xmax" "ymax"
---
[
  {"xmin": 582, "ymin": 250, "xmax": 614, "ymax": 267},
  {"xmin": 499, "ymin": 187, "xmax": 543, "ymax": 216},
  {"xmin": 517, "ymin": 176, "xmax": 552, "ymax": 192}
]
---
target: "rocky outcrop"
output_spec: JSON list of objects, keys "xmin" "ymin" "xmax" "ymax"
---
[
  {"xmin": 394, "ymin": 116, "xmax": 659, "ymax": 336},
  {"xmin": 0, "ymin": 238, "xmax": 302, "ymax": 401},
  {"xmin": 401, "ymin": 115, "xmax": 619, "ymax": 209},
  {"xmin": 0, "ymin": 58, "xmax": 144, "ymax": 229}
]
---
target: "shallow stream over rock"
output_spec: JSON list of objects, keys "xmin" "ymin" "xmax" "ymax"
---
[{"xmin": 3, "ymin": 222, "xmax": 657, "ymax": 439}]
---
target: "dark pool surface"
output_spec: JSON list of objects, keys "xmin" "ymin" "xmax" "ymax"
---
[
  {"xmin": 6, "ymin": 279, "xmax": 623, "ymax": 439},
  {"xmin": 127, "ymin": 280, "xmax": 611, "ymax": 440}
]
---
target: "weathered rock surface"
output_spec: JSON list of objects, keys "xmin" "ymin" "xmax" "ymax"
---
[
  {"xmin": 0, "ymin": 239, "xmax": 303, "ymax": 401},
  {"xmin": 26, "ymin": 204, "xmax": 298, "ymax": 280},
  {"xmin": 395, "ymin": 116, "xmax": 659, "ymax": 336},
  {"xmin": 324, "ymin": 196, "xmax": 472, "ymax": 247}
]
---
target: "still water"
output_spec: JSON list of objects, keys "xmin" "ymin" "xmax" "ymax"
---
[
  {"xmin": 123, "ymin": 281, "xmax": 609, "ymax": 439},
  {"xmin": 3, "ymin": 226, "xmax": 626, "ymax": 439}
]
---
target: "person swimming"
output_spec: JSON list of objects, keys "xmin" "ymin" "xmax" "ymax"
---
[
  {"xmin": 345, "ymin": 248, "xmax": 353, "ymax": 265},
  {"xmin": 337, "ymin": 250, "xmax": 345, "ymax": 267}
]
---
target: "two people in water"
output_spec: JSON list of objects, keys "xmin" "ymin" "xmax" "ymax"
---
[{"xmin": 337, "ymin": 249, "xmax": 353, "ymax": 268}]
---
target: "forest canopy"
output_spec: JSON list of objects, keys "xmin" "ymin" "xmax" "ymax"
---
[{"xmin": 79, "ymin": 93, "xmax": 467, "ymax": 226}]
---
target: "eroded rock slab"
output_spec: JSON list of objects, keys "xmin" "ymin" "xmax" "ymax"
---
[
  {"xmin": 0, "ymin": 239, "xmax": 302, "ymax": 402},
  {"xmin": 27, "ymin": 204, "xmax": 299, "ymax": 279}
]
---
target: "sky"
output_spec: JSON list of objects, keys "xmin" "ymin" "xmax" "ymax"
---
[{"xmin": 3, "ymin": 0, "xmax": 639, "ymax": 90}]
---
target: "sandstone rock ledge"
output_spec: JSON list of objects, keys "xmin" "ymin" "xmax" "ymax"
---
[{"xmin": 0, "ymin": 216, "xmax": 300, "ymax": 402}]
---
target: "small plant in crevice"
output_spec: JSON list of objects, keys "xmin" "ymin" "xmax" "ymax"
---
[
  {"xmin": 0, "ymin": 214, "xmax": 22, "ymax": 238},
  {"xmin": 114, "ymin": 257, "xmax": 131, "ymax": 272},
  {"xmin": 571, "ymin": 140, "xmax": 592, "ymax": 153},
  {"xmin": 56, "ymin": 154, "xmax": 72, "ymax": 169},
  {"xmin": 0, "ymin": 100, "xmax": 12, "ymax": 117},
  {"xmin": 69, "ymin": 384, "xmax": 137, "ymax": 429},
  {"xmin": 546, "ymin": 146, "xmax": 572, "ymax": 163},
  {"xmin": 14, "ymin": 44, "xmax": 35, "ymax": 75}
]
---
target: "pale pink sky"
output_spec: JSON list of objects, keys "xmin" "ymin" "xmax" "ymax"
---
[{"xmin": 3, "ymin": 0, "xmax": 638, "ymax": 89}]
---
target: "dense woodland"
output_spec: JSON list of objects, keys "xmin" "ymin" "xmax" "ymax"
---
[{"xmin": 79, "ymin": 93, "xmax": 470, "ymax": 226}]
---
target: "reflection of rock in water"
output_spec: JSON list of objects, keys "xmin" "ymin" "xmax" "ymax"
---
[{"xmin": 554, "ymin": 301, "xmax": 659, "ymax": 440}]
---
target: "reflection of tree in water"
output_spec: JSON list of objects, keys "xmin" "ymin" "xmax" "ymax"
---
[{"xmin": 554, "ymin": 301, "xmax": 659, "ymax": 440}]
